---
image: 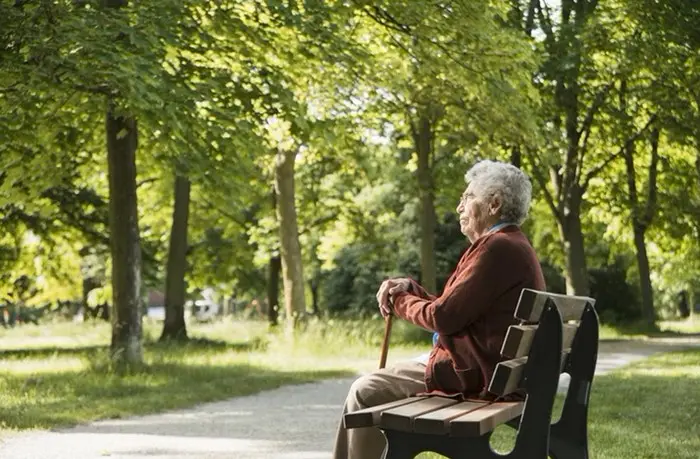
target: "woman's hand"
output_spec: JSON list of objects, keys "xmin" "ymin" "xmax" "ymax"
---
[{"xmin": 376, "ymin": 278, "xmax": 412, "ymax": 317}]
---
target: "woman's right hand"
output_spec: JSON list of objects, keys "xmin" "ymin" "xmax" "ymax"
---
[{"xmin": 376, "ymin": 278, "xmax": 411, "ymax": 317}]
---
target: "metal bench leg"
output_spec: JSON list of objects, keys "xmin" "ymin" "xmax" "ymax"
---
[
  {"xmin": 382, "ymin": 430, "xmax": 420, "ymax": 459},
  {"xmin": 507, "ymin": 303, "xmax": 564, "ymax": 459},
  {"xmin": 383, "ymin": 430, "xmax": 494, "ymax": 459},
  {"xmin": 550, "ymin": 304, "xmax": 599, "ymax": 459}
]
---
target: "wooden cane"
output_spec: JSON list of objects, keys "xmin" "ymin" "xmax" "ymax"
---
[{"xmin": 378, "ymin": 314, "xmax": 393, "ymax": 369}]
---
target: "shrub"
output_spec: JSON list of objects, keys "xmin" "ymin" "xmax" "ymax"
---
[
  {"xmin": 540, "ymin": 260, "xmax": 566, "ymax": 294},
  {"xmin": 589, "ymin": 259, "xmax": 641, "ymax": 324},
  {"xmin": 321, "ymin": 213, "xmax": 468, "ymax": 316}
]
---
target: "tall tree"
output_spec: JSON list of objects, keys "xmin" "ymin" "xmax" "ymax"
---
[
  {"xmin": 160, "ymin": 174, "xmax": 190, "ymax": 341},
  {"xmin": 361, "ymin": 1, "xmax": 538, "ymax": 293},
  {"xmin": 103, "ymin": 0, "xmax": 143, "ymax": 366},
  {"xmin": 105, "ymin": 109, "xmax": 143, "ymax": 365},
  {"xmin": 412, "ymin": 104, "xmax": 442, "ymax": 294},
  {"xmin": 518, "ymin": 0, "xmax": 655, "ymax": 295},
  {"xmin": 622, "ymin": 127, "xmax": 659, "ymax": 323},
  {"xmin": 274, "ymin": 146, "xmax": 307, "ymax": 329},
  {"xmin": 628, "ymin": 0, "xmax": 700, "ymax": 240},
  {"xmin": 524, "ymin": 0, "xmax": 601, "ymax": 295}
]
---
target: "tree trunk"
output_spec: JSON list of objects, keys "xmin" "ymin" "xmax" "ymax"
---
[
  {"xmin": 274, "ymin": 148, "xmax": 306, "ymax": 330},
  {"xmin": 267, "ymin": 255, "xmax": 281, "ymax": 327},
  {"xmin": 510, "ymin": 145, "xmax": 522, "ymax": 168},
  {"xmin": 527, "ymin": 0, "xmax": 596, "ymax": 298},
  {"xmin": 632, "ymin": 224, "xmax": 655, "ymax": 322},
  {"xmin": 160, "ymin": 174, "xmax": 190, "ymax": 341},
  {"xmin": 623, "ymin": 126, "xmax": 659, "ymax": 325},
  {"xmin": 557, "ymin": 186, "xmax": 589, "ymax": 295},
  {"xmin": 695, "ymin": 136, "xmax": 700, "ymax": 233},
  {"xmin": 308, "ymin": 236, "xmax": 322, "ymax": 316},
  {"xmin": 81, "ymin": 276, "xmax": 100, "ymax": 320},
  {"xmin": 310, "ymin": 278, "xmax": 319, "ymax": 316},
  {"xmin": 414, "ymin": 114, "xmax": 437, "ymax": 294},
  {"xmin": 106, "ymin": 108, "xmax": 143, "ymax": 367}
]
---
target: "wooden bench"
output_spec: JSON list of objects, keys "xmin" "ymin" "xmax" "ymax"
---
[{"xmin": 344, "ymin": 288, "xmax": 599, "ymax": 459}]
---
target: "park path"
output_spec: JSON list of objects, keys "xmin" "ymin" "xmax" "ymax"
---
[{"xmin": 1, "ymin": 337, "xmax": 698, "ymax": 459}]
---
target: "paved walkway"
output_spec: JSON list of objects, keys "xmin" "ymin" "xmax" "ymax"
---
[{"xmin": 1, "ymin": 338, "xmax": 698, "ymax": 459}]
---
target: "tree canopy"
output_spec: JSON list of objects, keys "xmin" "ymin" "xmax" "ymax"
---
[{"xmin": 1, "ymin": 0, "xmax": 699, "ymax": 343}]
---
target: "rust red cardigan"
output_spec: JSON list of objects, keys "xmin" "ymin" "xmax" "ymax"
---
[{"xmin": 392, "ymin": 226, "xmax": 545, "ymax": 397}]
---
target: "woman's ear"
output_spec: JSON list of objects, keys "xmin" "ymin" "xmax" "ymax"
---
[{"xmin": 489, "ymin": 194, "xmax": 503, "ymax": 216}]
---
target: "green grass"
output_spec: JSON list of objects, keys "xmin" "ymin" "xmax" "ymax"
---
[
  {"xmin": 418, "ymin": 349, "xmax": 700, "ymax": 459},
  {"xmin": 586, "ymin": 350, "xmax": 700, "ymax": 458},
  {"xmin": 599, "ymin": 315, "xmax": 700, "ymax": 340},
  {"xmin": 0, "ymin": 316, "xmax": 429, "ymax": 434},
  {"xmin": 658, "ymin": 315, "xmax": 700, "ymax": 334},
  {"xmin": 0, "ymin": 339, "xmax": 351, "ymax": 432},
  {"xmin": 2, "ymin": 316, "xmax": 700, "ymax": 459}
]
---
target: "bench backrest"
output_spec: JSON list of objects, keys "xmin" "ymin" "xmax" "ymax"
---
[{"xmin": 488, "ymin": 288, "xmax": 596, "ymax": 397}]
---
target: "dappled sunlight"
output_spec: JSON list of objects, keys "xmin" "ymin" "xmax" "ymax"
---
[
  {"xmin": 0, "ymin": 357, "xmax": 85, "ymax": 374},
  {"xmin": 0, "ymin": 324, "xmax": 354, "ymax": 431},
  {"xmin": 659, "ymin": 317, "xmax": 700, "ymax": 334},
  {"xmin": 586, "ymin": 350, "xmax": 700, "ymax": 458},
  {"xmin": 621, "ymin": 366, "xmax": 700, "ymax": 377},
  {"xmin": 0, "ymin": 322, "xmax": 111, "ymax": 350}
]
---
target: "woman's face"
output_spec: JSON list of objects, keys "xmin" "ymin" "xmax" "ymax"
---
[{"xmin": 456, "ymin": 183, "xmax": 500, "ymax": 242}]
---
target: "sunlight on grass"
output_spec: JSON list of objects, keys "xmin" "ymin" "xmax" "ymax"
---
[
  {"xmin": 0, "ymin": 316, "xmax": 431, "ymax": 433},
  {"xmin": 1, "ymin": 357, "xmax": 85, "ymax": 374},
  {"xmin": 598, "ymin": 316, "xmax": 700, "ymax": 340},
  {"xmin": 586, "ymin": 349, "xmax": 700, "ymax": 459},
  {"xmin": 417, "ymin": 349, "xmax": 700, "ymax": 459},
  {"xmin": 2, "ymin": 315, "xmax": 699, "ymax": 459},
  {"xmin": 0, "ymin": 321, "xmax": 110, "ymax": 350},
  {"xmin": 659, "ymin": 316, "xmax": 700, "ymax": 334}
]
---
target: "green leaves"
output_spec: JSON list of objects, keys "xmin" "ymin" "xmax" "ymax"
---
[{"xmin": 1, "ymin": 0, "xmax": 698, "ymax": 318}]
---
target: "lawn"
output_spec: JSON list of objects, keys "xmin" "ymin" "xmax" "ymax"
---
[
  {"xmin": 599, "ymin": 315, "xmax": 700, "ymax": 339},
  {"xmin": 2, "ymin": 315, "xmax": 699, "ymax": 459},
  {"xmin": 418, "ymin": 348, "xmax": 700, "ymax": 459},
  {"xmin": 0, "ymin": 316, "xmax": 426, "ymax": 434}
]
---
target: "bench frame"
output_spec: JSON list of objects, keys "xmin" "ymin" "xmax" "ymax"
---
[{"xmin": 344, "ymin": 290, "xmax": 599, "ymax": 459}]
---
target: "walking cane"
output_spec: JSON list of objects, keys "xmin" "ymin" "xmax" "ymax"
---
[{"xmin": 378, "ymin": 314, "xmax": 393, "ymax": 369}]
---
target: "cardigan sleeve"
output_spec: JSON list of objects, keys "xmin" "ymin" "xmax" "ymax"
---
[
  {"xmin": 391, "ymin": 235, "xmax": 510, "ymax": 335},
  {"xmin": 405, "ymin": 277, "xmax": 437, "ymax": 301}
]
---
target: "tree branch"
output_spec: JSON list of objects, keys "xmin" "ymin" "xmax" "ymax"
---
[
  {"xmin": 136, "ymin": 177, "xmax": 159, "ymax": 189},
  {"xmin": 575, "ymin": 83, "xmax": 613, "ymax": 187},
  {"xmin": 202, "ymin": 199, "xmax": 248, "ymax": 230},
  {"xmin": 361, "ymin": 3, "xmax": 495, "ymax": 78},
  {"xmin": 0, "ymin": 82, "xmax": 21, "ymax": 93},
  {"xmin": 642, "ymin": 127, "xmax": 660, "ymax": 227},
  {"xmin": 536, "ymin": 1, "xmax": 555, "ymax": 42},
  {"xmin": 578, "ymin": 83, "xmax": 613, "ymax": 147},
  {"xmin": 298, "ymin": 213, "xmax": 339, "ymax": 236},
  {"xmin": 526, "ymin": 150, "xmax": 561, "ymax": 220},
  {"xmin": 583, "ymin": 114, "xmax": 657, "ymax": 191},
  {"xmin": 69, "ymin": 82, "xmax": 115, "ymax": 97},
  {"xmin": 362, "ymin": 5, "xmax": 413, "ymax": 34}
]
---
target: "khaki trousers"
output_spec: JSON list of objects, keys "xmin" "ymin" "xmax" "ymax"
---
[{"xmin": 333, "ymin": 360, "xmax": 427, "ymax": 459}]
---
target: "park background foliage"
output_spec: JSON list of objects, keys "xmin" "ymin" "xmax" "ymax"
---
[{"xmin": 1, "ymin": 0, "xmax": 699, "ymax": 365}]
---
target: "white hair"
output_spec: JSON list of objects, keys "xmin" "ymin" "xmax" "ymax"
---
[{"xmin": 464, "ymin": 160, "xmax": 532, "ymax": 225}]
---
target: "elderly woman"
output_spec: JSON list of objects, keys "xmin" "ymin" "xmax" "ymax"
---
[{"xmin": 333, "ymin": 160, "xmax": 545, "ymax": 459}]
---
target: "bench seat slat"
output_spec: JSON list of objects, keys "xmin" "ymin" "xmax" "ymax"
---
[
  {"xmin": 449, "ymin": 401, "xmax": 525, "ymax": 437},
  {"xmin": 412, "ymin": 401, "xmax": 489, "ymax": 435},
  {"xmin": 344, "ymin": 396, "xmax": 426, "ymax": 429},
  {"xmin": 380, "ymin": 397, "xmax": 461, "ymax": 432},
  {"xmin": 501, "ymin": 323, "xmax": 578, "ymax": 359}
]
